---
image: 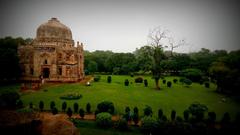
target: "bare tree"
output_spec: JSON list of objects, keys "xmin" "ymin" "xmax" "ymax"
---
[
  {"xmin": 148, "ymin": 27, "xmax": 169, "ymax": 47},
  {"xmin": 148, "ymin": 27, "xmax": 168, "ymax": 90},
  {"xmin": 168, "ymin": 37, "xmax": 186, "ymax": 56}
]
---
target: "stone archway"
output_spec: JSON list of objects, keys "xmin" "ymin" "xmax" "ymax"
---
[{"xmin": 43, "ymin": 68, "xmax": 50, "ymax": 78}]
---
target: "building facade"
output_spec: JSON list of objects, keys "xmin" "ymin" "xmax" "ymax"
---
[{"xmin": 18, "ymin": 18, "xmax": 84, "ymax": 83}]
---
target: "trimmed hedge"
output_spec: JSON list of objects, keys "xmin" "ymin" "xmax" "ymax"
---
[
  {"xmin": 60, "ymin": 93, "xmax": 82, "ymax": 100},
  {"xmin": 96, "ymin": 112, "xmax": 112, "ymax": 128},
  {"xmin": 97, "ymin": 101, "xmax": 115, "ymax": 114},
  {"xmin": 135, "ymin": 77, "xmax": 143, "ymax": 83}
]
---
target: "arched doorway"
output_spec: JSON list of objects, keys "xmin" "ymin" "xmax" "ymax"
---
[{"xmin": 43, "ymin": 68, "xmax": 50, "ymax": 78}]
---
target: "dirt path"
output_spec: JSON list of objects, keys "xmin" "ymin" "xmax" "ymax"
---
[{"xmin": 39, "ymin": 112, "xmax": 120, "ymax": 121}]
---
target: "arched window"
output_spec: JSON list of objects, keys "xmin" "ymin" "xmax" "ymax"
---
[{"xmin": 44, "ymin": 59, "xmax": 48, "ymax": 64}]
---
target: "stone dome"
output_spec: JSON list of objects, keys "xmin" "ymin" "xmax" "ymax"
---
[{"xmin": 36, "ymin": 18, "xmax": 72, "ymax": 41}]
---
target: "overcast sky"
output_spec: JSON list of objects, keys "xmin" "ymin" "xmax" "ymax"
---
[{"xmin": 0, "ymin": 0, "xmax": 240, "ymax": 53}]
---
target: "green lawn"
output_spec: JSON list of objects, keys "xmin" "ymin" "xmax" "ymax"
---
[
  {"xmin": 74, "ymin": 120, "xmax": 141, "ymax": 135},
  {"xmin": 1, "ymin": 75, "xmax": 240, "ymax": 120}
]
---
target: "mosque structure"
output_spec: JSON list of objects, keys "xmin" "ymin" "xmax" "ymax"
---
[{"xmin": 18, "ymin": 17, "xmax": 84, "ymax": 84}]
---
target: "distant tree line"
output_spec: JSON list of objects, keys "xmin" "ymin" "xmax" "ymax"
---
[
  {"xmin": 85, "ymin": 48, "xmax": 240, "ymax": 94},
  {"xmin": 0, "ymin": 37, "xmax": 33, "ymax": 84}
]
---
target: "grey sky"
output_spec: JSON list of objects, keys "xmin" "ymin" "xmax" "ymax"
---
[{"xmin": 0, "ymin": 0, "xmax": 240, "ymax": 53}]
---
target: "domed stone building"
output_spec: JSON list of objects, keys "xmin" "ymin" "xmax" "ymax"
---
[{"xmin": 18, "ymin": 18, "xmax": 84, "ymax": 84}]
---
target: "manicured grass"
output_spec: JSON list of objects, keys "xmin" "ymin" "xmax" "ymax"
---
[
  {"xmin": 73, "ymin": 120, "xmax": 141, "ymax": 135},
  {"xmin": 1, "ymin": 75, "xmax": 240, "ymax": 120}
]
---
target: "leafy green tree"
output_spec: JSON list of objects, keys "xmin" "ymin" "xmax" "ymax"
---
[
  {"xmin": 0, "ymin": 37, "xmax": 22, "ymax": 81},
  {"xmin": 0, "ymin": 91, "xmax": 20, "ymax": 108},
  {"xmin": 209, "ymin": 50, "xmax": 240, "ymax": 94},
  {"xmin": 87, "ymin": 61, "xmax": 98, "ymax": 74},
  {"xmin": 134, "ymin": 46, "xmax": 153, "ymax": 73},
  {"xmin": 180, "ymin": 68, "xmax": 203, "ymax": 82}
]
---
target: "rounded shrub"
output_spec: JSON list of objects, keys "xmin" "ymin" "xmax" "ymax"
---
[
  {"xmin": 52, "ymin": 107, "xmax": 58, "ymax": 115},
  {"xmin": 144, "ymin": 105, "xmax": 153, "ymax": 116},
  {"xmin": 133, "ymin": 112, "xmax": 139, "ymax": 125},
  {"xmin": 94, "ymin": 75, "xmax": 101, "ymax": 82},
  {"xmin": 162, "ymin": 79, "xmax": 166, "ymax": 84},
  {"xmin": 39, "ymin": 101, "xmax": 44, "ymax": 111},
  {"xmin": 96, "ymin": 112, "xmax": 112, "ymax": 128},
  {"xmin": 173, "ymin": 79, "xmax": 178, "ymax": 83},
  {"xmin": 221, "ymin": 112, "xmax": 230, "ymax": 124},
  {"xmin": 135, "ymin": 77, "xmax": 143, "ymax": 83},
  {"xmin": 204, "ymin": 82, "xmax": 210, "ymax": 88},
  {"xmin": 66, "ymin": 107, "xmax": 73, "ymax": 118},
  {"xmin": 73, "ymin": 102, "xmax": 79, "ymax": 113},
  {"xmin": 16, "ymin": 99, "xmax": 23, "ymax": 108},
  {"xmin": 144, "ymin": 79, "xmax": 148, "ymax": 87},
  {"xmin": 208, "ymin": 112, "xmax": 216, "ymax": 123},
  {"xmin": 62, "ymin": 101, "xmax": 67, "ymax": 112},
  {"xmin": 188, "ymin": 102, "xmax": 208, "ymax": 121},
  {"xmin": 183, "ymin": 110, "xmax": 190, "ymax": 121},
  {"xmin": 133, "ymin": 107, "xmax": 139, "ymax": 125},
  {"xmin": 180, "ymin": 68, "xmax": 203, "ymax": 82},
  {"xmin": 29, "ymin": 102, "xmax": 33, "ymax": 109},
  {"xmin": 116, "ymin": 118, "xmax": 128, "ymax": 131},
  {"xmin": 171, "ymin": 110, "xmax": 176, "ymax": 121},
  {"xmin": 107, "ymin": 76, "xmax": 112, "ymax": 83},
  {"xmin": 50, "ymin": 101, "xmax": 55, "ymax": 110},
  {"xmin": 141, "ymin": 116, "xmax": 158, "ymax": 134},
  {"xmin": 180, "ymin": 77, "xmax": 192, "ymax": 87},
  {"xmin": 79, "ymin": 108, "xmax": 85, "ymax": 119},
  {"xmin": 124, "ymin": 79, "xmax": 129, "ymax": 86},
  {"xmin": 167, "ymin": 81, "xmax": 172, "ymax": 88},
  {"xmin": 158, "ymin": 109, "xmax": 163, "ymax": 119},
  {"xmin": 86, "ymin": 102, "xmax": 91, "ymax": 113},
  {"xmin": 97, "ymin": 101, "xmax": 115, "ymax": 114},
  {"xmin": 124, "ymin": 106, "xmax": 131, "ymax": 121}
]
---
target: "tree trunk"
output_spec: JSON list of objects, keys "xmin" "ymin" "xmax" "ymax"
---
[{"xmin": 155, "ymin": 78, "xmax": 160, "ymax": 90}]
